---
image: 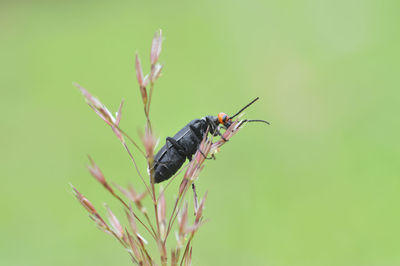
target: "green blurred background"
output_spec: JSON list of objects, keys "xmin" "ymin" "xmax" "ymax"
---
[{"xmin": 1, "ymin": 0, "xmax": 399, "ymax": 265}]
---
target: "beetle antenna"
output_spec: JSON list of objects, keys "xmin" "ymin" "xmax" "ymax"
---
[
  {"xmin": 230, "ymin": 97, "xmax": 259, "ymax": 119},
  {"xmin": 245, "ymin": 119, "xmax": 270, "ymax": 125}
]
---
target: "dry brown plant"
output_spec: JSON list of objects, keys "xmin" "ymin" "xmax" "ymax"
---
[{"xmin": 72, "ymin": 30, "xmax": 244, "ymax": 266}]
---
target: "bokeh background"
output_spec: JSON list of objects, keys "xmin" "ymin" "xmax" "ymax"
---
[{"xmin": 1, "ymin": 0, "xmax": 399, "ymax": 265}]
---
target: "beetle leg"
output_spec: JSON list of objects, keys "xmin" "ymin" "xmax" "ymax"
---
[
  {"xmin": 215, "ymin": 127, "xmax": 228, "ymax": 142},
  {"xmin": 192, "ymin": 183, "xmax": 198, "ymax": 214},
  {"xmin": 153, "ymin": 141, "xmax": 173, "ymax": 167},
  {"xmin": 198, "ymin": 149, "xmax": 213, "ymax": 160},
  {"xmin": 188, "ymin": 125, "xmax": 213, "ymax": 159},
  {"xmin": 154, "ymin": 160, "xmax": 169, "ymax": 166}
]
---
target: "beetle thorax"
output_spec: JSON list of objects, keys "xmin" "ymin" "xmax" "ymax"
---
[{"xmin": 202, "ymin": 116, "xmax": 219, "ymax": 134}]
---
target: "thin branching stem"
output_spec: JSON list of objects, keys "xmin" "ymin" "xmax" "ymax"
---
[
  {"xmin": 142, "ymin": 212, "xmax": 158, "ymax": 241},
  {"xmin": 109, "ymin": 189, "xmax": 157, "ymax": 240},
  {"xmin": 147, "ymin": 80, "xmax": 155, "ymax": 117},
  {"xmin": 180, "ymin": 236, "xmax": 193, "ymax": 266},
  {"xmin": 113, "ymin": 124, "xmax": 146, "ymax": 157},
  {"xmin": 164, "ymin": 197, "xmax": 180, "ymax": 244},
  {"xmin": 169, "ymin": 191, "xmax": 188, "ymax": 238},
  {"xmin": 99, "ymin": 219, "xmax": 139, "ymax": 263},
  {"xmin": 164, "ymin": 180, "xmax": 192, "ymax": 243},
  {"xmin": 144, "ymin": 107, "xmax": 152, "ymax": 133},
  {"xmin": 123, "ymin": 143, "xmax": 152, "ymax": 195},
  {"xmin": 150, "ymin": 168, "xmax": 166, "ymax": 264},
  {"xmin": 75, "ymin": 30, "xmax": 229, "ymax": 265}
]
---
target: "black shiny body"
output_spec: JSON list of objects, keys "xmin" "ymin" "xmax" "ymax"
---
[{"xmin": 154, "ymin": 116, "xmax": 218, "ymax": 183}]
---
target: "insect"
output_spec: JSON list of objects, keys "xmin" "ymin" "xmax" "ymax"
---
[{"xmin": 153, "ymin": 97, "xmax": 269, "ymax": 183}]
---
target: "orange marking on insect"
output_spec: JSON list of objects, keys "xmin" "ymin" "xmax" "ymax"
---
[{"xmin": 218, "ymin": 112, "xmax": 229, "ymax": 124}]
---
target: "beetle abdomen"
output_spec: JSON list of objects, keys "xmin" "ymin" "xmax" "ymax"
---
[
  {"xmin": 154, "ymin": 147, "xmax": 186, "ymax": 183},
  {"xmin": 153, "ymin": 119, "xmax": 207, "ymax": 183}
]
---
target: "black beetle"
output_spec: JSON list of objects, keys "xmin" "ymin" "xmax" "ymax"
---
[{"xmin": 153, "ymin": 97, "xmax": 269, "ymax": 183}]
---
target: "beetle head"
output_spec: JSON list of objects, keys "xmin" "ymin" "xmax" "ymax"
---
[
  {"xmin": 207, "ymin": 97, "xmax": 269, "ymax": 136},
  {"xmin": 217, "ymin": 112, "xmax": 233, "ymax": 128}
]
